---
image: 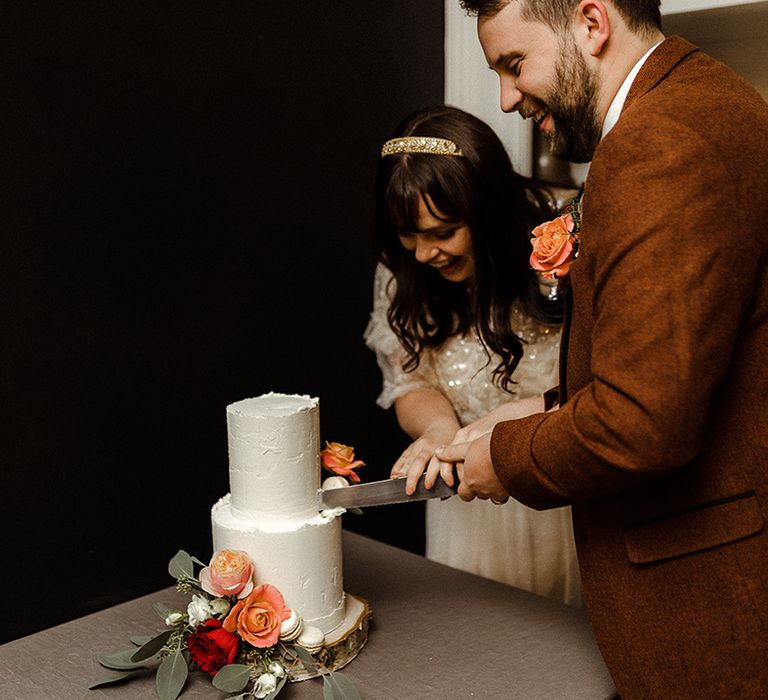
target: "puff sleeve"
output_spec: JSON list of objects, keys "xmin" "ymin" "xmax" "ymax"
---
[{"xmin": 363, "ymin": 263, "xmax": 436, "ymax": 409}]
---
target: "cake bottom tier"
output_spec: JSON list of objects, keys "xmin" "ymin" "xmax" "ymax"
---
[{"xmin": 211, "ymin": 494, "xmax": 346, "ymax": 635}]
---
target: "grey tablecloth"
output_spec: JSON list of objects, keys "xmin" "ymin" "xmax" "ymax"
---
[{"xmin": 0, "ymin": 530, "xmax": 616, "ymax": 699}]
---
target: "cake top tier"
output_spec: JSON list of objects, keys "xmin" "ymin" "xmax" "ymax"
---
[
  {"xmin": 227, "ymin": 392, "xmax": 319, "ymax": 419},
  {"xmin": 226, "ymin": 392, "xmax": 321, "ymax": 520}
]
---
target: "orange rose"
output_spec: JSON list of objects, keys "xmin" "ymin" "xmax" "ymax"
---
[
  {"xmin": 529, "ymin": 213, "xmax": 577, "ymax": 277},
  {"xmin": 222, "ymin": 583, "xmax": 290, "ymax": 648},
  {"xmin": 320, "ymin": 441, "xmax": 364, "ymax": 483}
]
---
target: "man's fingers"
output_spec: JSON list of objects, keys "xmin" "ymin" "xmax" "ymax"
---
[
  {"xmin": 435, "ymin": 441, "xmax": 469, "ymax": 463},
  {"xmin": 456, "ymin": 482, "xmax": 476, "ymax": 502}
]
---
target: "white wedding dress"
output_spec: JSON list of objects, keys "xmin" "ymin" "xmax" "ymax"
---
[{"xmin": 365, "ymin": 263, "xmax": 582, "ymax": 606}]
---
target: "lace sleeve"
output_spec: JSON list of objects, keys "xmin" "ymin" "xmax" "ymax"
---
[{"xmin": 363, "ymin": 263, "xmax": 435, "ymax": 409}]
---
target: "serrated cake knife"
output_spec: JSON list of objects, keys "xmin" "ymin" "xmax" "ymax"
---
[{"xmin": 319, "ymin": 473, "xmax": 457, "ymax": 509}]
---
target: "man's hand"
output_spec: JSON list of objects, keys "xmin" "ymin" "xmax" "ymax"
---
[{"xmin": 435, "ymin": 433, "xmax": 509, "ymax": 504}]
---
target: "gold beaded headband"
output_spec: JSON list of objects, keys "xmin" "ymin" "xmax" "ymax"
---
[{"xmin": 381, "ymin": 136, "xmax": 464, "ymax": 158}]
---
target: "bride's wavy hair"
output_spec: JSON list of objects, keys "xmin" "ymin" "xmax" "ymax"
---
[{"xmin": 374, "ymin": 105, "xmax": 562, "ymax": 392}]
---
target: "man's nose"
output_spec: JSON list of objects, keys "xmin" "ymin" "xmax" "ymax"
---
[
  {"xmin": 414, "ymin": 238, "xmax": 438, "ymax": 263},
  {"xmin": 500, "ymin": 76, "xmax": 523, "ymax": 113}
]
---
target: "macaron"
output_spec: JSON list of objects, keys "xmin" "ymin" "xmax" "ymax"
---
[
  {"xmin": 296, "ymin": 625, "xmax": 325, "ymax": 654},
  {"xmin": 279, "ymin": 608, "xmax": 303, "ymax": 642},
  {"xmin": 321, "ymin": 476, "xmax": 350, "ymax": 491}
]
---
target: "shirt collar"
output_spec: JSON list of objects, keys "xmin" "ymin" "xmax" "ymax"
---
[{"xmin": 601, "ymin": 40, "xmax": 663, "ymax": 139}]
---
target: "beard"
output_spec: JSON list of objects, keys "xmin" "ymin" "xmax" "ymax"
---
[{"xmin": 543, "ymin": 38, "xmax": 602, "ymax": 163}]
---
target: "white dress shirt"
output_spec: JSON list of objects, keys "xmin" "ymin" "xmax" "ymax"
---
[{"xmin": 601, "ymin": 40, "xmax": 664, "ymax": 139}]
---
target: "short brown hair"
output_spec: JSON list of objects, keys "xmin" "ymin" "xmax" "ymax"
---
[{"xmin": 459, "ymin": 0, "xmax": 662, "ymax": 34}]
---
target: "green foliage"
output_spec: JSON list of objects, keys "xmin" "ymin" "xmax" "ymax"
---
[
  {"xmin": 212, "ymin": 663, "xmax": 252, "ymax": 692},
  {"xmin": 97, "ymin": 648, "xmax": 149, "ymax": 671},
  {"xmin": 290, "ymin": 644, "xmax": 318, "ymax": 673},
  {"xmin": 156, "ymin": 649, "xmax": 189, "ymax": 700},
  {"xmin": 88, "ymin": 669, "xmax": 147, "ymax": 688},
  {"xmin": 168, "ymin": 550, "xmax": 195, "ymax": 580},
  {"xmin": 131, "ymin": 629, "xmax": 174, "ymax": 662},
  {"xmin": 130, "ymin": 635, "xmax": 155, "ymax": 646},
  {"xmin": 153, "ymin": 601, "xmax": 174, "ymax": 621},
  {"xmin": 323, "ymin": 672, "xmax": 362, "ymax": 700}
]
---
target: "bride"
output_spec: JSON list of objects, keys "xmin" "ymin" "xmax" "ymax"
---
[{"xmin": 365, "ymin": 105, "xmax": 581, "ymax": 606}]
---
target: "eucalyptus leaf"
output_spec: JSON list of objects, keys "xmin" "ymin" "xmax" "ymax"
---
[
  {"xmin": 292, "ymin": 644, "xmax": 317, "ymax": 673},
  {"xmin": 327, "ymin": 672, "xmax": 362, "ymax": 700},
  {"xmin": 224, "ymin": 695, "xmax": 248, "ymax": 700},
  {"xmin": 153, "ymin": 601, "xmax": 174, "ymax": 621},
  {"xmin": 348, "ymin": 508, "xmax": 364, "ymax": 516},
  {"xmin": 131, "ymin": 629, "xmax": 174, "ymax": 662},
  {"xmin": 168, "ymin": 550, "xmax": 194, "ymax": 579},
  {"xmin": 263, "ymin": 676, "xmax": 287, "ymax": 700},
  {"xmin": 156, "ymin": 650, "xmax": 189, "ymax": 700},
  {"xmin": 88, "ymin": 668, "xmax": 146, "ymax": 689},
  {"xmin": 212, "ymin": 663, "xmax": 252, "ymax": 692},
  {"xmin": 130, "ymin": 635, "xmax": 154, "ymax": 646},
  {"xmin": 323, "ymin": 679, "xmax": 335, "ymax": 700},
  {"xmin": 97, "ymin": 648, "xmax": 149, "ymax": 671},
  {"xmin": 191, "ymin": 554, "xmax": 208, "ymax": 567}
]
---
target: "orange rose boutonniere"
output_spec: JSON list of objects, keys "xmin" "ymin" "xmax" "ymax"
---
[{"xmin": 530, "ymin": 193, "xmax": 583, "ymax": 279}]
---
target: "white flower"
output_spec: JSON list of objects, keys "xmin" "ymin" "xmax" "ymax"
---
[
  {"xmin": 187, "ymin": 594, "xmax": 213, "ymax": 627},
  {"xmin": 267, "ymin": 660, "xmax": 285, "ymax": 678},
  {"xmin": 253, "ymin": 672, "xmax": 278, "ymax": 698},
  {"xmin": 164, "ymin": 610, "xmax": 185, "ymax": 626},
  {"xmin": 209, "ymin": 597, "xmax": 230, "ymax": 617}
]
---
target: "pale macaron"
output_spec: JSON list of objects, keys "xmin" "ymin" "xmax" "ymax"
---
[
  {"xmin": 321, "ymin": 476, "xmax": 350, "ymax": 491},
  {"xmin": 296, "ymin": 625, "xmax": 325, "ymax": 654},
  {"xmin": 278, "ymin": 608, "xmax": 303, "ymax": 642}
]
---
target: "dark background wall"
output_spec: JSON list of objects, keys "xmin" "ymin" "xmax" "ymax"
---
[{"xmin": 2, "ymin": 1, "xmax": 444, "ymax": 644}]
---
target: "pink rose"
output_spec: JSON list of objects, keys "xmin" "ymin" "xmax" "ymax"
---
[
  {"xmin": 222, "ymin": 584, "xmax": 291, "ymax": 648},
  {"xmin": 529, "ymin": 213, "xmax": 576, "ymax": 277},
  {"xmin": 200, "ymin": 549, "xmax": 254, "ymax": 599},
  {"xmin": 320, "ymin": 442, "xmax": 364, "ymax": 483}
]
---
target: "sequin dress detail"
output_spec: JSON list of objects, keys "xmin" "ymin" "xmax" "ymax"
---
[{"xmin": 364, "ymin": 263, "xmax": 582, "ymax": 606}]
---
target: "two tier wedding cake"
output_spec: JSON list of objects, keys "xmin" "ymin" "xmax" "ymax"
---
[{"xmin": 210, "ymin": 392, "xmax": 369, "ymax": 673}]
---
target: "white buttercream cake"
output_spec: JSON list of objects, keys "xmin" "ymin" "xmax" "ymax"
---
[{"xmin": 211, "ymin": 393, "xmax": 347, "ymax": 636}]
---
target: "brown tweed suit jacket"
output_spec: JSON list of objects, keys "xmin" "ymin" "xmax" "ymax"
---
[{"xmin": 491, "ymin": 37, "xmax": 768, "ymax": 698}]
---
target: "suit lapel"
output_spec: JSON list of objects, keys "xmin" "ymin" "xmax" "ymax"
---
[{"xmin": 558, "ymin": 39, "xmax": 700, "ymax": 402}]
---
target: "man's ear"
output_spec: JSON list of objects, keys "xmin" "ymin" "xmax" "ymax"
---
[{"xmin": 575, "ymin": 0, "xmax": 610, "ymax": 57}]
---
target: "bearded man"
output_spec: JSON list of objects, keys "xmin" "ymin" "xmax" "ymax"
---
[{"xmin": 437, "ymin": 1, "xmax": 768, "ymax": 696}]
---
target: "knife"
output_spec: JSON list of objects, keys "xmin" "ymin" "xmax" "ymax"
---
[{"xmin": 320, "ymin": 472, "xmax": 457, "ymax": 509}]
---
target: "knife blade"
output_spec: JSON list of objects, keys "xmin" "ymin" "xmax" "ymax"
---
[{"xmin": 319, "ymin": 472, "xmax": 457, "ymax": 509}]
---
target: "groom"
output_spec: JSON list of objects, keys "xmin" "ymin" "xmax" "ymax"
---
[{"xmin": 437, "ymin": 1, "xmax": 768, "ymax": 697}]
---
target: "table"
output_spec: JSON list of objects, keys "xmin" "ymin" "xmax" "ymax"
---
[{"xmin": 0, "ymin": 531, "xmax": 616, "ymax": 699}]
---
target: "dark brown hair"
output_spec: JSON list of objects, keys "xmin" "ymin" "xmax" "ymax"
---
[
  {"xmin": 459, "ymin": 0, "xmax": 662, "ymax": 34},
  {"xmin": 375, "ymin": 104, "xmax": 562, "ymax": 391}
]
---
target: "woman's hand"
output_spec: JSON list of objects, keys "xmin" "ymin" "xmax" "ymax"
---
[
  {"xmin": 391, "ymin": 423, "xmax": 458, "ymax": 496},
  {"xmin": 452, "ymin": 396, "xmax": 546, "ymax": 444}
]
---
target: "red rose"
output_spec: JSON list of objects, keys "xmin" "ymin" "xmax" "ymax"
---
[{"xmin": 187, "ymin": 618, "xmax": 240, "ymax": 676}]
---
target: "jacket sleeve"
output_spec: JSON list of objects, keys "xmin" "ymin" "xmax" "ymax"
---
[{"xmin": 491, "ymin": 115, "xmax": 758, "ymax": 509}]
